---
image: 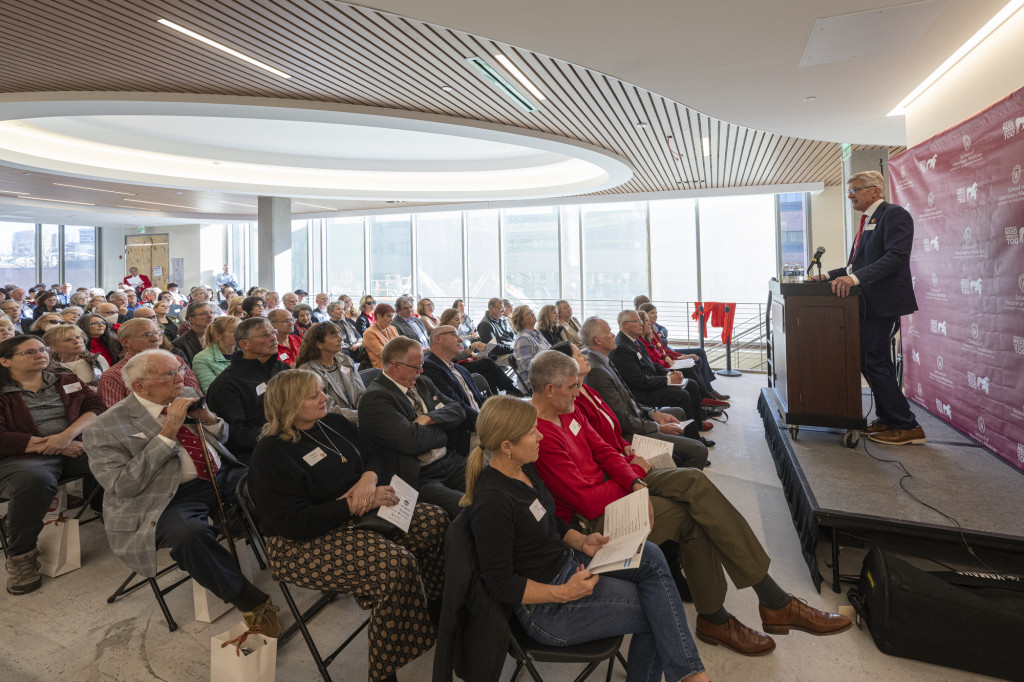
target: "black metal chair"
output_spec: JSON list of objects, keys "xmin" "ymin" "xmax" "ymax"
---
[
  {"xmin": 0, "ymin": 473, "xmax": 101, "ymax": 558},
  {"xmin": 234, "ymin": 473, "xmax": 370, "ymax": 682},
  {"xmin": 359, "ymin": 367, "xmax": 382, "ymax": 386},
  {"xmin": 471, "ymin": 372, "xmax": 494, "ymax": 398},
  {"xmin": 508, "ymin": 616, "xmax": 627, "ymax": 682}
]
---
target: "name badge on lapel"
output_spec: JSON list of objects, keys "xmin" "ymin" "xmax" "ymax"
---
[
  {"xmin": 529, "ymin": 498, "xmax": 546, "ymax": 522},
  {"xmin": 62, "ymin": 382, "xmax": 82, "ymax": 394},
  {"xmin": 256, "ymin": 382, "xmax": 267, "ymax": 396},
  {"xmin": 568, "ymin": 419, "xmax": 581, "ymax": 436},
  {"xmin": 636, "ymin": 351, "xmax": 642, "ymax": 360},
  {"xmin": 864, "ymin": 218, "xmax": 877, "ymax": 231}
]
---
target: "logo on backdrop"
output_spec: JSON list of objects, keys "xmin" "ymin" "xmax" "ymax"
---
[
  {"xmin": 935, "ymin": 399, "xmax": 952, "ymax": 418},
  {"xmin": 964, "ymin": 226, "xmax": 973, "ymax": 244},
  {"xmin": 916, "ymin": 383, "xmax": 923, "ymax": 398},
  {"xmin": 961, "ymin": 277, "xmax": 983, "ymax": 295},
  {"xmin": 928, "ymin": 192, "xmax": 935, "ymax": 207},
  {"xmin": 932, "ymin": 273, "xmax": 939, "ymax": 288},
  {"xmin": 1005, "ymin": 117, "xmax": 1023, "ymax": 138},
  {"xmin": 1005, "ymin": 227, "xmax": 1023, "ymax": 245},
  {"xmin": 1018, "ymin": 443, "xmax": 1024, "ymax": 465},
  {"xmin": 977, "ymin": 416, "xmax": 986, "ymax": 434},
  {"xmin": 912, "ymin": 275, "xmax": 916, "ymax": 289},
  {"xmin": 963, "ymin": 135, "xmax": 972, "ymax": 152},
  {"xmin": 923, "ymin": 236, "xmax": 939, "ymax": 252},
  {"xmin": 912, "ymin": 349, "xmax": 921, "ymax": 364},
  {"xmin": 930, "ymin": 320, "xmax": 947, "ymax": 335},
  {"xmin": 1014, "ymin": 336, "xmax": 1024, "ymax": 355},
  {"xmin": 936, "ymin": 355, "xmax": 944, "ymax": 371},
  {"xmin": 1020, "ymin": 274, "xmax": 1024, "ymax": 295},
  {"xmin": 918, "ymin": 155, "xmax": 938, "ymax": 173},
  {"xmin": 972, "ymin": 322, "xmax": 979, "ymax": 340},
  {"xmin": 968, "ymin": 372, "xmax": 991, "ymax": 394},
  {"xmin": 1014, "ymin": 164, "xmax": 1022, "ymax": 185},
  {"xmin": 958, "ymin": 182, "xmax": 979, "ymax": 203}
]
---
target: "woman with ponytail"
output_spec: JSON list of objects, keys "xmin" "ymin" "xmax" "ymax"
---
[{"xmin": 465, "ymin": 396, "xmax": 709, "ymax": 682}]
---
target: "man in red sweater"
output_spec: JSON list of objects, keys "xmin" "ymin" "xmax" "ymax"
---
[{"xmin": 528, "ymin": 350, "xmax": 851, "ymax": 657}]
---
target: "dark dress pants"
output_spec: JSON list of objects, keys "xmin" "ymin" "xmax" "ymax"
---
[
  {"xmin": 860, "ymin": 315, "xmax": 917, "ymax": 429},
  {"xmin": 0, "ymin": 454, "xmax": 92, "ymax": 556}
]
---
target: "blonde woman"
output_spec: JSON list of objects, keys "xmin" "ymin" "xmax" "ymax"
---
[
  {"xmin": 417, "ymin": 298, "xmax": 440, "ymax": 331},
  {"xmin": 536, "ymin": 304, "xmax": 568, "ymax": 346},
  {"xmin": 248, "ymin": 370, "xmax": 447, "ymax": 682},
  {"xmin": 191, "ymin": 315, "xmax": 240, "ymax": 393},
  {"xmin": 0, "ymin": 318, "xmax": 14, "ymax": 342},
  {"xmin": 29, "ymin": 313, "xmax": 65, "ymax": 336},
  {"xmin": 361, "ymin": 302, "xmax": 397, "ymax": 369},
  {"xmin": 462, "ymin": 396, "xmax": 709, "ymax": 682},
  {"xmin": 60, "ymin": 306, "xmax": 84, "ymax": 326},
  {"xmin": 510, "ymin": 305, "xmax": 549, "ymax": 393},
  {"xmin": 43, "ymin": 324, "xmax": 109, "ymax": 386}
]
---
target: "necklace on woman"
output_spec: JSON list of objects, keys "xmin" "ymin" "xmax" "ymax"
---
[
  {"xmin": 317, "ymin": 358, "xmax": 337, "ymax": 372},
  {"xmin": 302, "ymin": 421, "xmax": 346, "ymax": 462}
]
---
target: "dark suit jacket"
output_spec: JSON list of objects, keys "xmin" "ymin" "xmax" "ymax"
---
[
  {"xmin": 609, "ymin": 331, "xmax": 669, "ymax": 394},
  {"xmin": 828, "ymin": 201, "xmax": 918, "ymax": 318},
  {"xmin": 422, "ymin": 351, "xmax": 486, "ymax": 433},
  {"xmin": 393, "ymin": 314, "xmax": 431, "ymax": 347},
  {"xmin": 476, "ymin": 314, "xmax": 514, "ymax": 355},
  {"xmin": 171, "ymin": 329, "xmax": 203, "ymax": 365},
  {"xmin": 357, "ymin": 373, "xmax": 467, "ymax": 487},
  {"xmin": 583, "ymin": 350, "xmax": 659, "ymax": 438}
]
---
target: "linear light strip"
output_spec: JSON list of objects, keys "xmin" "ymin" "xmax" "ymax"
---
[
  {"xmin": 220, "ymin": 200, "xmax": 258, "ymax": 208},
  {"xmin": 123, "ymin": 198, "xmax": 201, "ymax": 210},
  {"xmin": 493, "ymin": 53, "xmax": 546, "ymax": 101},
  {"xmin": 53, "ymin": 182, "xmax": 136, "ymax": 195},
  {"xmin": 0, "ymin": 189, "xmax": 29, "ymax": 195},
  {"xmin": 467, "ymin": 57, "xmax": 538, "ymax": 113},
  {"xmin": 294, "ymin": 201, "xmax": 337, "ymax": 210},
  {"xmin": 117, "ymin": 205, "xmax": 164, "ymax": 211},
  {"xmin": 157, "ymin": 18, "xmax": 291, "ymax": 79},
  {"xmin": 889, "ymin": 0, "xmax": 1024, "ymax": 115},
  {"xmin": 24, "ymin": 197, "xmax": 95, "ymax": 205}
]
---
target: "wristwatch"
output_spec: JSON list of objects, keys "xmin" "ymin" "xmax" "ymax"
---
[{"xmin": 632, "ymin": 478, "xmax": 648, "ymax": 490}]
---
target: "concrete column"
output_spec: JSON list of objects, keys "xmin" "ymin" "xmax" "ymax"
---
[{"xmin": 257, "ymin": 196, "xmax": 292, "ymax": 292}]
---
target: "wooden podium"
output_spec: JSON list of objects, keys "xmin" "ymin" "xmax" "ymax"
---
[{"xmin": 767, "ymin": 280, "xmax": 866, "ymax": 431}]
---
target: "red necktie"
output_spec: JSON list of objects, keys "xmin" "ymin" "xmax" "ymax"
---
[
  {"xmin": 161, "ymin": 408, "xmax": 217, "ymax": 481},
  {"xmin": 849, "ymin": 214, "xmax": 867, "ymax": 265}
]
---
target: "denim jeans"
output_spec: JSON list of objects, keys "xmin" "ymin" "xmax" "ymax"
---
[{"xmin": 515, "ymin": 543, "xmax": 704, "ymax": 682}]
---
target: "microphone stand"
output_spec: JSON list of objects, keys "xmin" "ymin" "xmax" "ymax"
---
[{"xmin": 187, "ymin": 416, "xmax": 240, "ymax": 566}]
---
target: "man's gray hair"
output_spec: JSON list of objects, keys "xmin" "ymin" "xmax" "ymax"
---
[
  {"xmin": 849, "ymin": 171, "xmax": 886, "ymax": 197},
  {"xmin": 579, "ymin": 316, "xmax": 605, "ymax": 348},
  {"xmin": 529, "ymin": 350, "xmax": 579, "ymax": 394},
  {"xmin": 617, "ymin": 309, "xmax": 639, "ymax": 328},
  {"xmin": 381, "ymin": 336, "xmax": 421, "ymax": 366},
  {"xmin": 185, "ymin": 301, "xmax": 214, "ymax": 321},
  {"xmin": 429, "ymin": 325, "xmax": 455, "ymax": 344},
  {"xmin": 122, "ymin": 349, "xmax": 178, "ymax": 389},
  {"xmin": 235, "ymin": 316, "xmax": 272, "ymax": 345},
  {"xmin": 395, "ymin": 295, "xmax": 413, "ymax": 310}
]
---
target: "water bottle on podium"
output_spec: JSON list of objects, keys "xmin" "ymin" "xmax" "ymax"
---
[{"xmin": 781, "ymin": 263, "xmax": 791, "ymax": 283}]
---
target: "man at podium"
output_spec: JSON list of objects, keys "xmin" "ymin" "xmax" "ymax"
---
[{"xmin": 810, "ymin": 170, "xmax": 925, "ymax": 446}]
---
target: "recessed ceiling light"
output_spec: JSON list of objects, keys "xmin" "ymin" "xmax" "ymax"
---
[
  {"xmin": 702, "ymin": 137, "xmax": 711, "ymax": 157},
  {"xmin": 467, "ymin": 57, "xmax": 538, "ymax": 113},
  {"xmin": 493, "ymin": 54, "xmax": 546, "ymax": 102},
  {"xmin": 23, "ymin": 197, "xmax": 96, "ymax": 206},
  {"xmin": 889, "ymin": 0, "xmax": 1024, "ymax": 115},
  {"xmin": 803, "ymin": 96, "xmax": 817, "ymax": 103},
  {"xmin": 117, "ymin": 205, "xmax": 163, "ymax": 212},
  {"xmin": 441, "ymin": 86, "xmax": 455, "ymax": 92},
  {"xmin": 157, "ymin": 18, "xmax": 292, "ymax": 79},
  {"xmin": 220, "ymin": 200, "xmax": 258, "ymax": 208},
  {"xmin": 123, "ymin": 198, "xmax": 199, "ymax": 210},
  {"xmin": 53, "ymin": 182, "xmax": 136, "ymax": 195},
  {"xmin": 294, "ymin": 201, "xmax": 337, "ymax": 210},
  {"xmin": 635, "ymin": 123, "xmax": 649, "ymax": 130}
]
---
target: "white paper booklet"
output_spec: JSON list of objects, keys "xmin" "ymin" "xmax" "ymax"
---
[
  {"xmin": 670, "ymin": 357, "xmax": 695, "ymax": 370},
  {"xmin": 376, "ymin": 475, "xmax": 419, "ymax": 533},
  {"xmin": 630, "ymin": 435, "xmax": 675, "ymax": 470},
  {"xmin": 586, "ymin": 488, "xmax": 651, "ymax": 574}
]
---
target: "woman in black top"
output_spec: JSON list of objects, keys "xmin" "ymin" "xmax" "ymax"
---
[
  {"xmin": 249, "ymin": 370, "xmax": 447, "ymax": 682},
  {"xmin": 464, "ymin": 396, "xmax": 708, "ymax": 682}
]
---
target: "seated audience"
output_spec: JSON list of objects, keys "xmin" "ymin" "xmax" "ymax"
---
[
  {"xmin": 475, "ymin": 297, "xmax": 515, "ymax": 357},
  {"xmin": 579, "ymin": 316, "xmax": 712, "ymax": 459},
  {"xmin": 31, "ymin": 291, "xmax": 61, "ymax": 320},
  {"xmin": 464, "ymin": 395, "xmax": 709, "ymax": 682},
  {"xmin": 536, "ymin": 304, "xmax": 568, "ymax": 346},
  {"xmin": 60, "ymin": 306, "xmax": 83, "ymax": 326},
  {"xmin": 501, "ymin": 299, "xmax": 513, "ymax": 318},
  {"xmin": 393, "ymin": 296, "xmax": 430, "ymax": 347},
  {"xmin": 152, "ymin": 300, "xmax": 178, "ymax": 340},
  {"xmin": 452, "ymin": 299, "xmax": 477, "ymax": 340},
  {"xmin": 68, "ymin": 292, "xmax": 89, "ymax": 309},
  {"xmin": 240, "ymin": 295, "xmax": 266, "ymax": 319},
  {"xmin": 268, "ymin": 309, "xmax": 301, "ymax": 365},
  {"xmin": 0, "ymin": 336, "xmax": 103, "ymax": 595},
  {"xmin": 77, "ymin": 312, "xmax": 120, "ymax": 366},
  {"xmin": 417, "ymin": 298, "xmax": 440, "ymax": 331},
  {"xmin": 610, "ymin": 310, "xmax": 710, "ymax": 442},
  {"xmin": 264, "ymin": 291, "xmax": 280, "ymax": 312},
  {"xmin": 436, "ymin": 312, "xmax": 523, "ymax": 396},
  {"xmin": 528, "ymin": 350, "xmax": 852, "ymax": 656},
  {"xmin": 225, "ymin": 297, "xmax": 246, "ymax": 319},
  {"xmin": 422, "ymin": 325, "xmax": 487, "ymax": 455},
  {"xmin": 640, "ymin": 303, "xmax": 728, "ymax": 400},
  {"xmin": 98, "ymin": 319, "xmax": 202, "ymax": 408},
  {"xmin": 29, "ymin": 313, "xmax": 65, "ymax": 336},
  {"xmin": 2, "ymin": 300, "xmax": 27, "ymax": 335},
  {"xmin": 551, "ymin": 340, "xmax": 707, "ymax": 469},
  {"xmin": 83, "ymin": 349, "xmax": 280, "ymax": 636},
  {"xmin": 511, "ymin": 305, "xmax": 550, "ymax": 393},
  {"xmin": 207, "ymin": 317, "xmax": 290, "ymax": 463},
  {"xmin": 327, "ymin": 301, "xmax": 363, "ymax": 358},
  {"xmin": 555, "ymin": 299, "xmax": 583, "ymax": 346},
  {"xmin": 280, "ymin": 291, "xmax": 298, "ymax": 315},
  {"xmin": 0, "ymin": 317, "xmax": 15, "ymax": 341},
  {"xmin": 358, "ymin": 336, "xmax": 468, "ymax": 519},
  {"xmin": 355, "ymin": 294, "xmax": 376, "ymax": 336},
  {"xmin": 362, "ymin": 303, "xmax": 398, "ymax": 370},
  {"xmin": 310, "ymin": 292, "xmax": 331, "ymax": 323},
  {"xmin": 44, "ymin": 324, "xmax": 109, "ymax": 387},
  {"xmin": 295, "ymin": 322, "xmax": 365, "ymax": 424},
  {"xmin": 292, "ymin": 304, "xmax": 314, "ymax": 339},
  {"xmin": 172, "ymin": 301, "xmax": 216, "ymax": 365},
  {"xmin": 637, "ymin": 311, "xmax": 727, "ymax": 411},
  {"xmin": 250, "ymin": 370, "xmax": 446, "ymax": 680},
  {"xmin": 191, "ymin": 315, "xmax": 240, "ymax": 393},
  {"xmin": 105, "ymin": 291, "xmax": 132, "ymax": 322}
]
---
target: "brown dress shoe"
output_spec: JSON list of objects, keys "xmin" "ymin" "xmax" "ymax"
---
[
  {"xmin": 866, "ymin": 419, "xmax": 889, "ymax": 434},
  {"xmin": 868, "ymin": 425, "xmax": 926, "ymax": 445},
  {"xmin": 759, "ymin": 598, "xmax": 853, "ymax": 636},
  {"xmin": 696, "ymin": 615, "xmax": 775, "ymax": 656}
]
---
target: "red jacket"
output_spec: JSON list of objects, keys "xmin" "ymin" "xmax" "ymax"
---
[
  {"xmin": 0, "ymin": 373, "xmax": 106, "ymax": 457},
  {"xmin": 122, "ymin": 274, "xmax": 152, "ymax": 291}
]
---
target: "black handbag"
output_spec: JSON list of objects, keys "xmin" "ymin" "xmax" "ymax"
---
[
  {"xmin": 352, "ymin": 509, "xmax": 400, "ymax": 538},
  {"xmin": 848, "ymin": 547, "xmax": 1024, "ymax": 681}
]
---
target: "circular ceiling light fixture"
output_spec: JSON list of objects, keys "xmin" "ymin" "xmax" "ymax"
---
[{"xmin": 0, "ymin": 96, "xmax": 632, "ymax": 202}]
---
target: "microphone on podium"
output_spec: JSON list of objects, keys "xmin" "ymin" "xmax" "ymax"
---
[{"xmin": 807, "ymin": 246, "xmax": 826, "ymax": 275}]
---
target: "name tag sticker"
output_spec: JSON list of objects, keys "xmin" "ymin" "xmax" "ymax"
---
[
  {"xmin": 63, "ymin": 382, "xmax": 82, "ymax": 394},
  {"xmin": 529, "ymin": 498, "xmax": 546, "ymax": 522},
  {"xmin": 302, "ymin": 448, "xmax": 327, "ymax": 466},
  {"xmin": 569, "ymin": 419, "xmax": 581, "ymax": 436},
  {"xmin": 256, "ymin": 382, "xmax": 267, "ymax": 396},
  {"xmin": 864, "ymin": 224, "xmax": 877, "ymax": 231},
  {"xmin": 636, "ymin": 351, "xmax": 642, "ymax": 360},
  {"xmin": 279, "ymin": 352, "xmax": 289, "ymax": 361},
  {"xmin": 436, "ymin": 402, "xmax": 445, "ymax": 409}
]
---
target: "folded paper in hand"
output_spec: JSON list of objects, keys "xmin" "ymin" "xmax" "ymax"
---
[
  {"xmin": 586, "ymin": 488, "xmax": 650, "ymax": 574},
  {"xmin": 630, "ymin": 435, "xmax": 675, "ymax": 470},
  {"xmin": 670, "ymin": 357, "xmax": 695, "ymax": 370},
  {"xmin": 375, "ymin": 475, "xmax": 418, "ymax": 533}
]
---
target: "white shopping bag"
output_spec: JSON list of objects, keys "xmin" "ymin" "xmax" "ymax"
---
[
  {"xmin": 193, "ymin": 538, "xmax": 263, "ymax": 623},
  {"xmin": 37, "ymin": 516, "xmax": 81, "ymax": 577},
  {"xmin": 42, "ymin": 489, "xmax": 68, "ymax": 523},
  {"xmin": 211, "ymin": 622, "xmax": 277, "ymax": 682}
]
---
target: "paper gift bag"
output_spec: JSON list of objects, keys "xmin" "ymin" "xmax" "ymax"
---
[
  {"xmin": 211, "ymin": 622, "xmax": 277, "ymax": 682},
  {"xmin": 42, "ymin": 489, "xmax": 68, "ymax": 523},
  {"xmin": 37, "ymin": 516, "xmax": 81, "ymax": 577},
  {"xmin": 193, "ymin": 538, "xmax": 262, "ymax": 622}
]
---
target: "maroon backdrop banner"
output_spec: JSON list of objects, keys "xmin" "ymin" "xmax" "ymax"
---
[{"xmin": 889, "ymin": 86, "xmax": 1024, "ymax": 474}]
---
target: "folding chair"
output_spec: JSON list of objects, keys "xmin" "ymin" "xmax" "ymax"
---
[
  {"xmin": 235, "ymin": 473, "xmax": 370, "ymax": 682},
  {"xmin": 359, "ymin": 367, "xmax": 381, "ymax": 385},
  {"xmin": 0, "ymin": 473, "xmax": 102, "ymax": 559},
  {"xmin": 508, "ymin": 616, "xmax": 627, "ymax": 682},
  {"xmin": 471, "ymin": 372, "xmax": 494, "ymax": 398}
]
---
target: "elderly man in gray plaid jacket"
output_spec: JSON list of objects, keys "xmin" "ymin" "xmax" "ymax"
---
[{"xmin": 83, "ymin": 349, "xmax": 280, "ymax": 636}]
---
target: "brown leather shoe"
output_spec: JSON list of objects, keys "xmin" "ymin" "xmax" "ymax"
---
[
  {"xmin": 866, "ymin": 419, "xmax": 889, "ymax": 434},
  {"xmin": 868, "ymin": 425, "xmax": 926, "ymax": 445},
  {"xmin": 696, "ymin": 616, "xmax": 775, "ymax": 656},
  {"xmin": 759, "ymin": 598, "xmax": 853, "ymax": 636}
]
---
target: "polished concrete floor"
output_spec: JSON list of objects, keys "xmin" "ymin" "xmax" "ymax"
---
[{"xmin": 0, "ymin": 372, "xmax": 1000, "ymax": 681}]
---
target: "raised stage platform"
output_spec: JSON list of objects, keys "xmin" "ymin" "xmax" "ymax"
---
[{"xmin": 758, "ymin": 386, "xmax": 1024, "ymax": 592}]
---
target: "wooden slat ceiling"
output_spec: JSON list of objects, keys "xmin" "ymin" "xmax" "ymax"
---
[{"xmin": 0, "ymin": 0, "xmax": 903, "ymax": 218}]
